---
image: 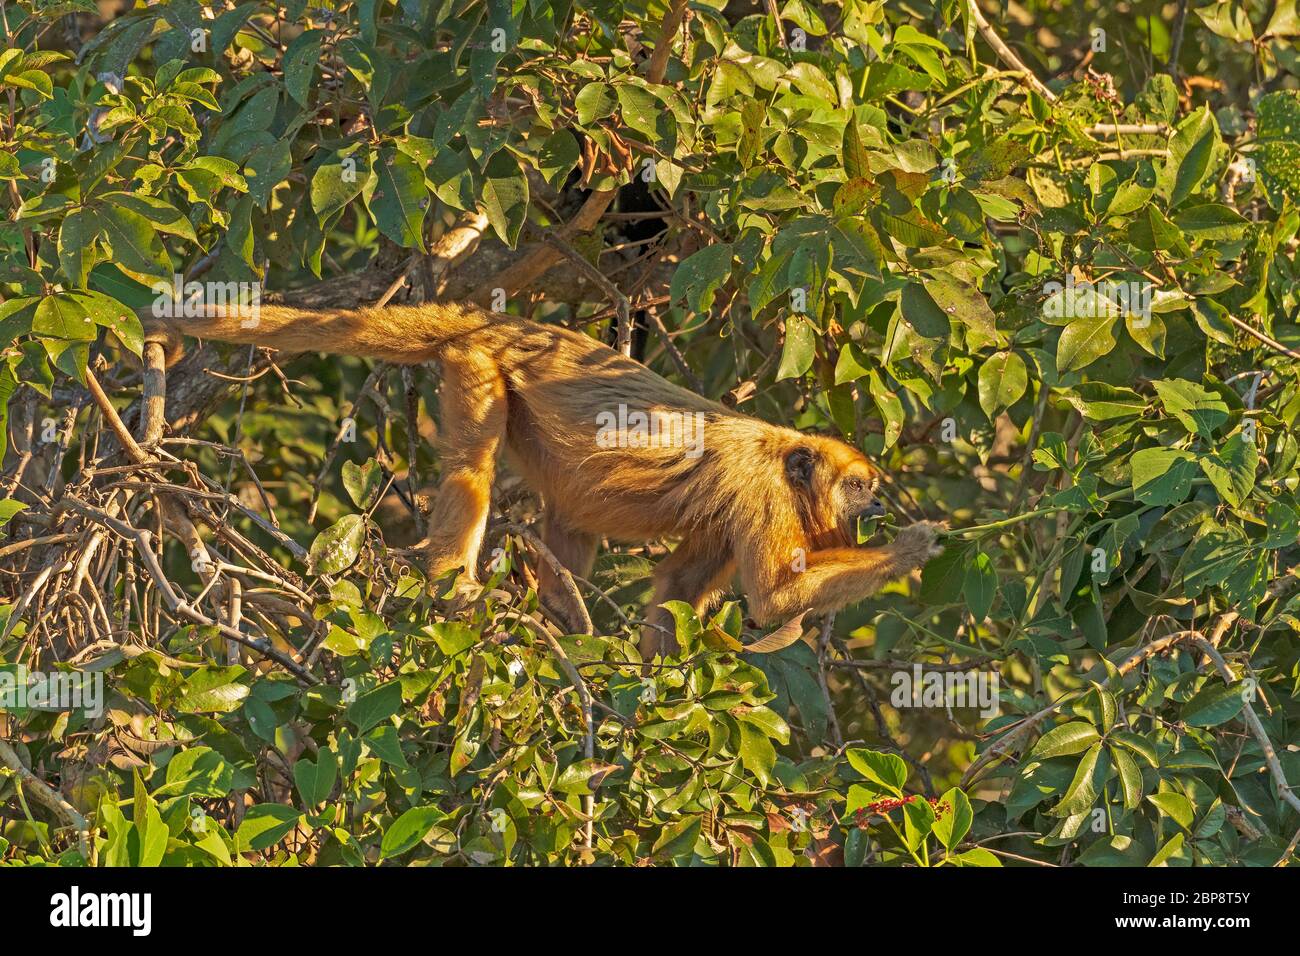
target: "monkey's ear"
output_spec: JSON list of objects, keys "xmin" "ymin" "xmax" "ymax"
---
[{"xmin": 784, "ymin": 446, "xmax": 817, "ymax": 488}]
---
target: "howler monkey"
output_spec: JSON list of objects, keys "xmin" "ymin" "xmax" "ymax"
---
[{"xmin": 147, "ymin": 302, "xmax": 943, "ymax": 656}]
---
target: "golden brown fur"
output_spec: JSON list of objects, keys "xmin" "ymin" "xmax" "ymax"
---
[{"xmin": 149, "ymin": 302, "xmax": 942, "ymax": 655}]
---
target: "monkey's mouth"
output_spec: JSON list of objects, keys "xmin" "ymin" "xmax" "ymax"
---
[
  {"xmin": 839, "ymin": 501, "xmax": 887, "ymax": 546},
  {"xmin": 856, "ymin": 500, "xmax": 887, "ymax": 519}
]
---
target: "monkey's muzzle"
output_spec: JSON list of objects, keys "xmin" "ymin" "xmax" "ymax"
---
[{"xmin": 858, "ymin": 500, "xmax": 887, "ymax": 519}]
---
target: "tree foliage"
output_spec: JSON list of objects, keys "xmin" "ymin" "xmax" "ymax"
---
[{"xmin": 2, "ymin": 0, "xmax": 1299, "ymax": 866}]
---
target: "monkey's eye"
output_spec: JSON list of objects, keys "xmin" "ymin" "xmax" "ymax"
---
[{"xmin": 843, "ymin": 477, "xmax": 865, "ymax": 493}]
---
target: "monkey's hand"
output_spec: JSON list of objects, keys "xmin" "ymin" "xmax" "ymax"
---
[
  {"xmin": 890, "ymin": 520, "xmax": 945, "ymax": 569},
  {"xmin": 746, "ymin": 522, "xmax": 947, "ymax": 625}
]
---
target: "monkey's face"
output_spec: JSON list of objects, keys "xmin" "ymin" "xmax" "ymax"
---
[
  {"xmin": 835, "ymin": 466, "xmax": 886, "ymax": 522},
  {"xmin": 784, "ymin": 441, "xmax": 886, "ymax": 546}
]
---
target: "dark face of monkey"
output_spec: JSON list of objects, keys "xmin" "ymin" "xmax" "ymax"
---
[{"xmin": 784, "ymin": 443, "xmax": 886, "ymax": 546}]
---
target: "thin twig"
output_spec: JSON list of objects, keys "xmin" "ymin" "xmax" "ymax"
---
[
  {"xmin": 505, "ymin": 524, "xmax": 594, "ymax": 637},
  {"xmin": 967, "ymin": 0, "xmax": 1057, "ymax": 103},
  {"xmin": 84, "ymin": 369, "xmax": 147, "ymax": 464},
  {"xmin": 1227, "ymin": 313, "xmax": 1300, "ymax": 361},
  {"xmin": 816, "ymin": 615, "xmax": 844, "ymax": 748}
]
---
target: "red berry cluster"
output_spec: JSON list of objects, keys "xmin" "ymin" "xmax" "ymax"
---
[{"xmin": 853, "ymin": 795, "xmax": 945, "ymax": 829}]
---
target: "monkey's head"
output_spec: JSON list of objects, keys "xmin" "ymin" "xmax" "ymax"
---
[{"xmin": 783, "ymin": 437, "xmax": 886, "ymax": 548}]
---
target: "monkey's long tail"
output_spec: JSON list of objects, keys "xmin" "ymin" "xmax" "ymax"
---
[{"xmin": 144, "ymin": 300, "xmax": 500, "ymax": 365}]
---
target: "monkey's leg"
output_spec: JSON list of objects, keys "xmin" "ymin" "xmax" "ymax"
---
[
  {"xmin": 420, "ymin": 349, "xmax": 507, "ymax": 588},
  {"xmin": 537, "ymin": 510, "xmax": 597, "ymax": 633},
  {"xmin": 641, "ymin": 541, "xmax": 735, "ymax": 658},
  {"xmin": 743, "ymin": 522, "xmax": 942, "ymax": 626}
]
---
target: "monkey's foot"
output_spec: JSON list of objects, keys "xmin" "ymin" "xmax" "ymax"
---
[
  {"xmin": 427, "ymin": 569, "xmax": 481, "ymax": 612},
  {"xmin": 638, "ymin": 625, "xmax": 679, "ymax": 661}
]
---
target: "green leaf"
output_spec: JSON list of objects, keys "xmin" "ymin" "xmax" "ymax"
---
[
  {"xmin": 1130, "ymin": 447, "xmax": 1198, "ymax": 506},
  {"xmin": 901, "ymin": 797, "xmax": 935, "ymax": 851},
  {"xmin": 364, "ymin": 725, "xmax": 410, "ymax": 768},
  {"xmin": 932, "ymin": 788, "xmax": 972, "ymax": 851},
  {"xmin": 1110, "ymin": 746, "xmax": 1143, "ymax": 810},
  {"xmin": 73, "ymin": 290, "xmax": 142, "ymax": 354},
  {"xmin": 309, "ymin": 514, "xmax": 366, "ymax": 575},
  {"xmin": 157, "ymin": 747, "xmax": 234, "ymax": 798},
  {"xmin": 1199, "ymin": 432, "xmax": 1257, "ymax": 508},
  {"xmin": 876, "ymin": 209, "xmax": 946, "ymax": 248},
  {"xmin": 100, "ymin": 192, "xmax": 198, "ymax": 242},
  {"xmin": 1060, "ymin": 382, "xmax": 1146, "ymax": 421},
  {"xmin": 736, "ymin": 720, "xmax": 776, "ymax": 786},
  {"xmin": 5, "ymin": 69, "xmax": 53, "ymax": 98},
  {"xmin": 576, "ymin": 83, "xmax": 617, "ymax": 125},
  {"xmin": 58, "ymin": 209, "xmax": 95, "ymax": 287},
  {"xmin": 615, "ymin": 84, "xmax": 675, "ymax": 156},
  {"xmin": 1056, "ymin": 313, "xmax": 1117, "ymax": 372},
  {"xmin": 845, "ymin": 748, "xmax": 907, "ymax": 796},
  {"xmin": 235, "ymin": 804, "xmax": 302, "ymax": 851},
  {"xmin": 927, "ymin": 276, "xmax": 999, "ymax": 347},
  {"xmin": 1149, "ymin": 832, "xmax": 1187, "ymax": 866},
  {"xmin": 536, "ymin": 129, "xmax": 580, "ymax": 190},
  {"xmin": 1154, "ymin": 379, "xmax": 1229, "ymax": 438},
  {"xmin": 480, "ymin": 149, "xmax": 528, "ymax": 248},
  {"xmin": 950, "ymin": 847, "xmax": 1002, "ymax": 866},
  {"xmin": 95, "ymin": 204, "xmax": 171, "ymax": 282},
  {"xmin": 1196, "ymin": 0, "xmax": 1255, "ymax": 41},
  {"xmin": 1173, "ymin": 203, "xmax": 1249, "ymax": 240},
  {"xmin": 963, "ymin": 551, "xmax": 997, "ymax": 621},
  {"xmin": 919, "ymin": 544, "xmax": 968, "ymax": 605},
  {"xmin": 0, "ymin": 297, "xmax": 38, "ymax": 344},
  {"xmin": 1126, "ymin": 312, "xmax": 1166, "ymax": 358},
  {"xmin": 977, "ymin": 350, "xmax": 1027, "ymax": 418},
  {"xmin": 364, "ymin": 148, "xmax": 428, "ymax": 250},
  {"xmin": 347, "ymin": 681, "xmax": 402, "ymax": 734},
  {"xmin": 293, "ymin": 749, "xmax": 338, "ymax": 807},
  {"xmin": 843, "ymin": 117, "xmax": 871, "ymax": 182},
  {"xmin": 554, "ymin": 758, "xmax": 620, "ymax": 794},
  {"xmin": 283, "ymin": 29, "xmax": 322, "ymax": 106},
  {"xmin": 243, "ymin": 139, "xmax": 293, "ymax": 208},
  {"xmin": 775, "ymin": 315, "xmax": 816, "ymax": 381},
  {"xmin": 33, "ymin": 295, "xmax": 96, "ymax": 341},
  {"xmin": 0, "ymin": 499, "xmax": 26, "ymax": 530},
  {"xmin": 670, "ymin": 243, "xmax": 733, "ymax": 315},
  {"xmin": 1264, "ymin": 499, "xmax": 1300, "ymax": 548},
  {"xmin": 1175, "ymin": 524, "xmax": 1252, "ymax": 596},
  {"xmin": 1256, "ymin": 91, "xmax": 1300, "ymax": 207},
  {"xmin": 866, "ymin": 369, "xmax": 904, "ymax": 451},
  {"xmin": 652, "ymin": 815, "xmax": 701, "ymax": 860},
  {"xmin": 1109, "ymin": 731, "xmax": 1159, "ymax": 768},
  {"xmin": 178, "ymin": 668, "xmax": 249, "ymax": 713},
  {"xmin": 342, "ymin": 459, "xmax": 382, "ymax": 509},
  {"xmin": 1029, "ymin": 722, "xmax": 1101, "ymax": 760},
  {"xmin": 1147, "ymin": 792, "xmax": 1194, "ymax": 831},
  {"xmin": 1181, "ymin": 680, "xmax": 1246, "ymax": 727},
  {"xmin": 1083, "ymin": 684, "xmax": 1117, "ymax": 732},
  {"xmin": 1159, "ymin": 106, "xmax": 1218, "ymax": 208},
  {"xmin": 311, "ymin": 152, "xmax": 368, "ymax": 218},
  {"xmin": 379, "ymin": 806, "xmax": 447, "ymax": 859},
  {"xmin": 1051, "ymin": 741, "xmax": 1107, "ymax": 817},
  {"xmin": 134, "ymin": 790, "xmax": 167, "ymax": 867}
]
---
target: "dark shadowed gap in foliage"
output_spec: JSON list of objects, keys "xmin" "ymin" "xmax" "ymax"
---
[{"xmin": 601, "ymin": 174, "xmax": 662, "ymax": 361}]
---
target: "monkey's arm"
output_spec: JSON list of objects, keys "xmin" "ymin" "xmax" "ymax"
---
[{"xmin": 745, "ymin": 522, "xmax": 944, "ymax": 625}]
